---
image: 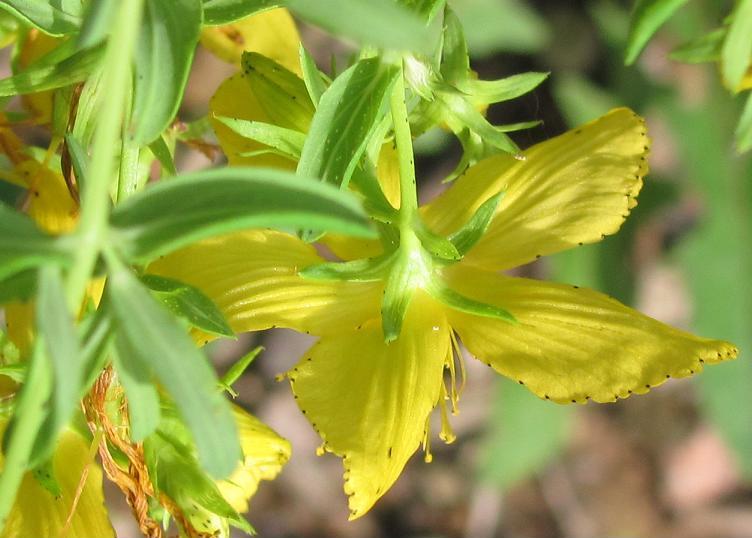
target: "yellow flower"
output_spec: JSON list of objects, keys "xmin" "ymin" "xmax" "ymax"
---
[{"xmin": 150, "ymin": 107, "xmax": 738, "ymax": 518}]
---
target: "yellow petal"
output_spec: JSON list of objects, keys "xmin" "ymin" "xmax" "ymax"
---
[
  {"xmin": 15, "ymin": 160, "xmax": 78, "ymax": 234},
  {"xmin": 289, "ymin": 293, "xmax": 449, "ymax": 518},
  {"xmin": 217, "ymin": 406, "xmax": 291, "ymax": 514},
  {"xmin": 148, "ymin": 229, "xmax": 382, "ymax": 339},
  {"xmin": 0, "ymin": 425, "xmax": 114, "ymax": 538},
  {"xmin": 201, "ymin": 8, "xmax": 301, "ymax": 73},
  {"xmin": 209, "ymin": 73, "xmax": 297, "ymax": 168},
  {"xmin": 444, "ymin": 265, "xmax": 738, "ymax": 404},
  {"xmin": 422, "ymin": 108, "xmax": 648, "ymax": 271}
]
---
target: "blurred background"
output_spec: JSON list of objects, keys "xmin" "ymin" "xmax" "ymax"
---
[{"xmin": 108, "ymin": 1, "xmax": 752, "ymax": 537}]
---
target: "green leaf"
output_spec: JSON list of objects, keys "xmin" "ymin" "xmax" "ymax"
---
[
  {"xmin": 0, "ymin": 270, "xmax": 36, "ymax": 303},
  {"xmin": 299, "ymin": 44, "xmax": 327, "ymax": 106},
  {"xmin": 0, "ymin": 203, "xmax": 70, "ymax": 281},
  {"xmin": 670, "ymin": 27, "xmax": 726, "ymax": 63},
  {"xmin": 297, "ymin": 58, "xmax": 399, "ymax": 189},
  {"xmin": 106, "ymin": 257, "xmax": 240, "ymax": 478},
  {"xmin": 459, "ymin": 72, "xmax": 549, "ymax": 104},
  {"xmin": 29, "ymin": 265, "xmax": 83, "ymax": 466},
  {"xmin": 625, "ymin": 0, "xmax": 690, "ymax": 65},
  {"xmin": 478, "ymin": 377, "xmax": 571, "ymax": 488},
  {"xmin": 285, "ymin": 0, "xmax": 434, "ymax": 54},
  {"xmin": 77, "ymin": 0, "xmax": 117, "ymax": 48},
  {"xmin": 300, "ymin": 254, "xmax": 392, "ymax": 282},
  {"xmin": 722, "ymin": 0, "xmax": 752, "ymax": 92},
  {"xmin": 448, "ymin": 192, "xmax": 502, "ymax": 255},
  {"xmin": 141, "ymin": 274, "xmax": 234, "ymax": 338},
  {"xmin": 112, "ymin": 339, "xmax": 161, "ymax": 441},
  {"xmin": 110, "ymin": 167, "xmax": 375, "ymax": 262},
  {"xmin": 0, "ymin": 0, "xmax": 82, "ymax": 36},
  {"xmin": 203, "ymin": 0, "xmax": 278, "ymax": 24},
  {"xmin": 737, "ymin": 92, "xmax": 752, "ymax": 153},
  {"xmin": 216, "ymin": 116, "xmax": 304, "ymax": 160},
  {"xmin": 64, "ymin": 132, "xmax": 89, "ymax": 191},
  {"xmin": 0, "ymin": 45, "xmax": 101, "ymax": 97},
  {"xmin": 132, "ymin": 0, "xmax": 203, "ymax": 144}
]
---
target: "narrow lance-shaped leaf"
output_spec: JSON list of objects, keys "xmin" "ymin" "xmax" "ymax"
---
[
  {"xmin": 722, "ymin": 0, "xmax": 752, "ymax": 92},
  {"xmin": 202, "ymin": 0, "xmax": 279, "ymax": 25},
  {"xmin": 109, "ymin": 167, "xmax": 375, "ymax": 262},
  {"xmin": 141, "ymin": 274, "xmax": 234, "ymax": 337},
  {"xmin": 0, "ymin": 0, "xmax": 82, "ymax": 36},
  {"xmin": 297, "ymin": 58, "xmax": 399, "ymax": 189},
  {"xmin": 112, "ymin": 337, "xmax": 161, "ymax": 441},
  {"xmin": 286, "ymin": 0, "xmax": 434, "ymax": 54},
  {"xmin": 0, "ymin": 203, "xmax": 71, "ymax": 281},
  {"xmin": 77, "ymin": 0, "xmax": 118, "ymax": 48},
  {"xmin": 131, "ymin": 0, "xmax": 202, "ymax": 144},
  {"xmin": 0, "ymin": 45, "xmax": 101, "ymax": 96},
  {"xmin": 299, "ymin": 44, "xmax": 327, "ymax": 106},
  {"xmin": 399, "ymin": 0, "xmax": 446, "ymax": 22},
  {"xmin": 106, "ymin": 255, "xmax": 240, "ymax": 478},
  {"xmin": 29, "ymin": 265, "xmax": 83, "ymax": 466},
  {"xmin": 216, "ymin": 116, "xmax": 305, "ymax": 161},
  {"xmin": 625, "ymin": 0, "xmax": 690, "ymax": 65}
]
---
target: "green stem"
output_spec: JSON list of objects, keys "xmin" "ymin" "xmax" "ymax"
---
[
  {"xmin": 65, "ymin": 0, "xmax": 144, "ymax": 310},
  {"xmin": 389, "ymin": 64, "xmax": 418, "ymax": 229}
]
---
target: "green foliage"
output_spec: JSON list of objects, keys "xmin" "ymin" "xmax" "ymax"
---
[
  {"xmin": 625, "ymin": 0, "xmax": 690, "ymax": 65},
  {"xmin": 0, "ymin": 46, "xmax": 100, "ymax": 96},
  {"xmin": 106, "ymin": 256, "xmax": 240, "ymax": 478},
  {"xmin": 109, "ymin": 167, "xmax": 374, "ymax": 261},
  {"xmin": 479, "ymin": 378, "xmax": 572, "ymax": 488},
  {"xmin": 203, "ymin": 0, "xmax": 278, "ymax": 24},
  {"xmin": 0, "ymin": 0, "xmax": 82, "ymax": 35},
  {"xmin": 297, "ymin": 58, "xmax": 399, "ymax": 189},
  {"xmin": 131, "ymin": 0, "xmax": 202, "ymax": 144},
  {"xmin": 722, "ymin": 0, "xmax": 752, "ymax": 92}
]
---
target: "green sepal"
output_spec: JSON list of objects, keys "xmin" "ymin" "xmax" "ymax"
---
[
  {"xmin": 219, "ymin": 346, "xmax": 263, "ymax": 397},
  {"xmin": 381, "ymin": 260, "xmax": 416, "ymax": 343},
  {"xmin": 349, "ymin": 163, "xmax": 398, "ymax": 223},
  {"xmin": 428, "ymin": 279, "xmax": 516, "ymax": 324},
  {"xmin": 148, "ymin": 136, "xmax": 177, "ymax": 176},
  {"xmin": 0, "ymin": 44, "xmax": 100, "ymax": 97},
  {"xmin": 64, "ymin": 132, "xmax": 89, "ymax": 193},
  {"xmin": 299, "ymin": 44, "xmax": 328, "ymax": 107},
  {"xmin": 216, "ymin": 116, "xmax": 305, "ymax": 161},
  {"xmin": 459, "ymin": 72, "xmax": 549, "ymax": 105},
  {"xmin": 301, "ymin": 253, "xmax": 393, "ymax": 282},
  {"xmin": 448, "ymin": 192, "xmax": 503, "ymax": 255},
  {"xmin": 722, "ymin": 0, "xmax": 752, "ymax": 92},
  {"xmin": 440, "ymin": 7, "xmax": 469, "ymax": 85},
  {"xmin": 440, "ymin": 91, "xmax": 521, "ymax": 154},
  {"xmin": 141, "ymin": 274, "xmax": 235, "ymax": 338},
  {"xmin": 670, "ymin": 27, "xmax": 726, "ymax": 63},
  {"xmin": 412, "ymin": 215, "xmax": 461, "ymax": 261},
  {"xmin": 242, "ymin": 52, "xmax": 314, "ymax": 132}
]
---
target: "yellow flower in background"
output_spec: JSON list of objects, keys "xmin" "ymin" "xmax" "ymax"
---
[
  {"xmin": 151, "ymin": 105, "xmax": 739, "ymax": 518},
  {"xmin": 0, "ymin": 420, "xmax": 114, "ymax": 538}
]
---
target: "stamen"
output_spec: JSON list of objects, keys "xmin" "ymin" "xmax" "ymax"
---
[
  {"xmin": 438, "ymin": 384, "xmax": 456, "ymax": 444},
  {"xmin": 449, "ymin": 331, "xmax": 467, "ymax": 412},
  {"xmin": 422, "ymin": 416, "xmax": 433, "ymax": 463},
  {"xmin": 316, "ymin": 443, "xmax": 326, "ymax": 456}
]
